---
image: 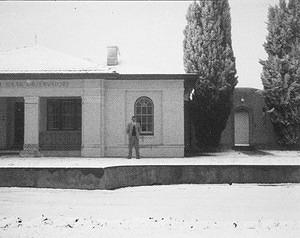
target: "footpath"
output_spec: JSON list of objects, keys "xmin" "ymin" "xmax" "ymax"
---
[{"xmin": 0, "ymin": 150, "xmax": 299, "ymax": 168}]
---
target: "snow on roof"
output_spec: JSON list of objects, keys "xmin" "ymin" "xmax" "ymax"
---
[
  {"xmin": 96, "ymin": 45, "xmax": 186, "ymax": 74},
  {"xmin": 0, "ymin": 45, "xmax": 107, "ymax": 73},
  {"xmin": 0, "ymin": 44, "xmax": 186, "ymax": 75},
  {"xmin": 106, "ymin": 58, "xmax": 185, "ymax": 74}
]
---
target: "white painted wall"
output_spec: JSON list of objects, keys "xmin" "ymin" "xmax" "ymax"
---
[
  {"xmin": 0, "ymin": 77, "xmax": 184, "ymax": 157},
  {"xmin": 162, "ymin": 88, "xmax": 184, "ymax": 145},
  {"xmin": 104, "ymin": 79, "xmax": 184, "ymax": 157}
]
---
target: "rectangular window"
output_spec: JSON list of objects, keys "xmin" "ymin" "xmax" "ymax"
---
[{"xmin": 47, "ymin": 99, "xmax": 81, "ymax": 131}]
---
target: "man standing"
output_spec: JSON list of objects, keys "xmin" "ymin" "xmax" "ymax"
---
[{"xmin": 126, "ymin": 116, "xmax": 141, "ymax": 159}]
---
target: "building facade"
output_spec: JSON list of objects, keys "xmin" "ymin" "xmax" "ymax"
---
[{"xmin": 0, "ymin": 46, "xmax": 187, "ymax": 157}]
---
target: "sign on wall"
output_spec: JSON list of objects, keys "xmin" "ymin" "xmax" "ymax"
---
[{"xmin": 0, "ymin": 80, "xmax": 69, "ymax": 88}]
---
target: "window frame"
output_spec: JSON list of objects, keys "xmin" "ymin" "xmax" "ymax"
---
[
  {"xmin": 47, "ymin": 98, "xmax": 81, "ymax": 131},
  {"xmin": 134, "ymin": 96, "xmax": 154, "ymax": 136}
]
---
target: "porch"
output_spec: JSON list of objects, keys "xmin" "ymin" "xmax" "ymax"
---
[{"xmin": 0, "ymin": 97, "xmax": 82, "ymax": 156}]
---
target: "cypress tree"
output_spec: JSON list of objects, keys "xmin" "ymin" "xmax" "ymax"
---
[
  {"xmin": 260, "ymin": 0, "xmax": 300, "ymax": 146},
  {"xmin": 183, "ymin": 0, "xmax": 238, "ymax": 148}
]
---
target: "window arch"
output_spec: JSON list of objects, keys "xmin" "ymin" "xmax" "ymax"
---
[{"xmin": 134, "ymin": 97, "xmax": 154, "ymax": 135}]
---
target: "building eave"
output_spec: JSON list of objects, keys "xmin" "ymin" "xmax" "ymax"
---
[
  {"xmin": 0, "ymin": 72, "xmax": 198, "ymax": 81},
  {"xmin": 0, "ymin": 72, "xmax": 118, "ymax": 80},
  {"xmin": 118, "ymin": 73, "xmax": 198, "ymax": 80}
]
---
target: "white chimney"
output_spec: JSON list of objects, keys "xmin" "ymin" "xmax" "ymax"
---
[{"xmin": 107, "ymin": 46, "xmax": 119, "ymax": 66}]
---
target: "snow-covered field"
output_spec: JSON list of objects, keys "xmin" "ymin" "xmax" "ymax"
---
[{"xmin": 0, "ymin": 184, "xmax": 300, "ymax": 237}]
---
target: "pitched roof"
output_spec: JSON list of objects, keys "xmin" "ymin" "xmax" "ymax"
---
[
  {"xmin": 0, "ymin": 44, "xmax": 186, "ymax": 75},
  {"xmin": 0, "ymin": 45, "xmax": 106, "ymax": 73},
  {"xmin": 95, "ymin": 45, "xmax": 185, "ymax": 74}
]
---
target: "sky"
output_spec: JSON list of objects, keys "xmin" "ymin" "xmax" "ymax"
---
[{"xmin": 0, "ymin": 0, "xmax": 279, "ymax": 89}]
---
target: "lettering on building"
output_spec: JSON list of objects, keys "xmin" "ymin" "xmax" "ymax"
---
[{"xmin": 0, "ymin": 80, "xmax": 69, "ymax": 88}]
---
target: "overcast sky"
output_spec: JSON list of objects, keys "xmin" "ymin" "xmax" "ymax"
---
[{"xmin": 0, "ymin": 0, "xmax": 279, "ymax": 89}]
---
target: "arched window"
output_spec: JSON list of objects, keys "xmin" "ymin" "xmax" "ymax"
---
[{"xmin": 135, "ymin": 97, "xmax": 154, "ymax": 135}]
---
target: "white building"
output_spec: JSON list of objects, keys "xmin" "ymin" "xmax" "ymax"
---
[{"xmin": 0, "ymin": 45, "xmax": 192, "ymax": 157}]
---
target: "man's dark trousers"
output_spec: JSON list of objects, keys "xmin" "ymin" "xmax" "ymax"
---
[{"xmin": 128, "ymin": 136, "xmax": 140, "ymax": 159}]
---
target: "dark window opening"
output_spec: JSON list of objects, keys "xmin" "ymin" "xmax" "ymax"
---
[{"xmin": 47, "ymin": 99, "xmax": 81, "ymax": 131}]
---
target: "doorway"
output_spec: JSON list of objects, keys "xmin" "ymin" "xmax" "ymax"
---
[
  {"xmin": 234, "ymin": 110, "xmax": 250, "ymax": 146},
  {"xmin": 14, "ymin": 101, "xmax": 24, "ymax": 149}
]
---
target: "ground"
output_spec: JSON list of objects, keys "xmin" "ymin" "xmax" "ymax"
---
[
  {"xmin": 0, "ymin": 184, "xmax": 300, "ymax": 238},
  {"xmin": 1, "ymin": 150, "xmax": 300, "ymax": 167},
  {"xmin": 0, "ymin": 150, "xmax": 300, "ymax": 237}
]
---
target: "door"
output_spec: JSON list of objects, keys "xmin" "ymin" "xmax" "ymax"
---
[
  {"xmin": 234, "ymin": 110, "xmax": 249, "ymax": 146},
  {"xmin": 14, "ymin": 102, "xmax": 24, "ymax": 148}
]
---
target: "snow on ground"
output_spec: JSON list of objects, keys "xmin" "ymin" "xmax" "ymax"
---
[
  {"xmin": 0, "ymin": 184, "xmax": 300, "ymax": 238},
  {"xmin": 1, "ymin": 150, "xmax": 300, "ymax": 168}
]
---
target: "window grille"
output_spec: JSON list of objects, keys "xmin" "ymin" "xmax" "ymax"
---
[
  {"xmin": 47, "ymin": 99, "xmax": 81, "ymax": 131},
  {"xmin": 134, "ymin": 97, "xmax": 154, "ymax": 135}
]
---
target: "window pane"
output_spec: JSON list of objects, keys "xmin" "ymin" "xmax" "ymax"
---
[
  {"xmin": 147, "ymin": 106, "xmax": 152, "ymax": 114},
  {"xmin": 142, "ymin": 106, "xmax": 147, "ymax": 114},
  {"xmin": 62, "ymin": 100, "xmax": 75, "ymax": 129},
  {"xmin": 141, "ymin": 115, "xmax": 146, "ymax": 124},
  {"xmin": 76, "ymin": 100, "xmax": 82, "ymax": 130},
  {"xmin": 47, "ymin": 101, "xmax": 60, "ymax": 130}
]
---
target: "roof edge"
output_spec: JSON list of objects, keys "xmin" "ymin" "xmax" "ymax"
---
[{"xmin": 0, "ymin": 73, "xmax": 198, "ymax": 80}]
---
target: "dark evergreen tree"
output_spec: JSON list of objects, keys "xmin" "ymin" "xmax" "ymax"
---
[
  {"xmin": 260, "ymin": 0, "xmax": 300, "ymax": 146},
  {"xmin": 183, "ymin": 0, "xmax": 238, "ymax": 148}
]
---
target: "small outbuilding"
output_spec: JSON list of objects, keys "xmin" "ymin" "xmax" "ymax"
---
[{"xmin": 220, "ymin": 87, "xmax": 279, "ymax": 149}]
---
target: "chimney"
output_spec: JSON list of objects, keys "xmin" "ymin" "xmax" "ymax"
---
[{"xmin": 107, "ymin": 46, "xmax": 119, "ymax": 66}]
